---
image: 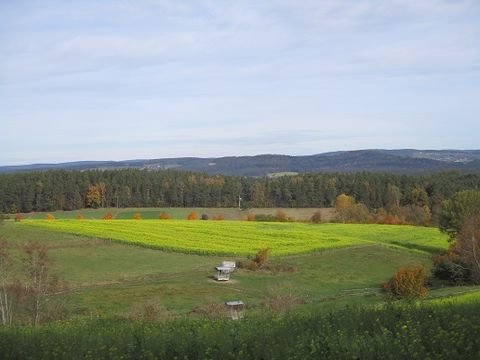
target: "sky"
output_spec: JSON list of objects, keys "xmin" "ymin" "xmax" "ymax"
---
[{"xmin": 1, "ymin": 0, "xmax": 479, "ymax": 165}]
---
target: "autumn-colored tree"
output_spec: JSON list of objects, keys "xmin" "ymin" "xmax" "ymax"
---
[
  {"xmin": 159, "ymin": 212, "xmax": 172, "ymax": 220},
  {"xmin": 274, "ymin": 209, "xmax": 288, "ymax": 222},
  {"xmin": 75, "ymin": 212, "xmax": 84, "ymax": 220},
  {"xmin": 103, "ymin": 212, "xmax": 113, "ymax": 220},
  {"xmin": 335, "ymin": 194, "xmax": 355, "ymax": 223},
  {"xmin": 187, "ymin": 211, "xmax": 198, "ymax": 220},
  {"xmin": 382, "ymin": 266, "xmax": 428, "ymax": 300},
  {"xmin": 310, "ymin": 211, "xmax": 322, "ymax": 224},
  {"xmin": 411, "ymin": 186, "xmax": 430, "ymax": 207},
  {"xmin": 246, "ymin": 213, "xmax": 256, "ymax": 221},
  {"xmin": 85, "ymin": 185, "xmax": 101, "ymax": 208},
  {"xmin": 133, "ymin": 213, "xmax": 142, "ymax": 220},
  {"xmin": 45, "ymin": 213, "xmax": 55, "ymax": 221}
]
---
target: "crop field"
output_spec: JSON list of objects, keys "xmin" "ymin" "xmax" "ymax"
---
[{"xmin": 20, "ymin": 220, "xmax": 449, "ymax": 256}]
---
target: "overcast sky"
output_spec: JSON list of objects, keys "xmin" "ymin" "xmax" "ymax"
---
[{"xmin": 1, "ymin": 0, "xmax": 479, "ymax": 165}]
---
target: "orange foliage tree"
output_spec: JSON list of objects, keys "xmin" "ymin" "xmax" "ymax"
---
[
  {"xmin": 274, "ymin": 210, "xmax": 288, "ymax": 222},
  {"xmin": 382, "ymin": 266, "xmax": 428, "ymax": 300},
  {"xmin": 246, "ymin": 213, "xmax": 256, "ymax": 221},
  {"xmin": 103, "ymin": 212, "xmax": 113, "ymax": 220},
  {"xmin": 133, "ymin": 213, "xmax": 142, "ymax": 220},
  {"xmin": 159, "ymin": 212, "xmax": 172, "ymax": 220},
  {"xmin": 187, "ymin": 212, "xmax": 198, "ymax": 220},
  {"xmin": 45, "ymin": 213, "xmax": 55, "ymax": 221},
  {"xmin": 75, "ymin": 212, "xmax": 84, "ymax": 220},
  {"xmin": 85, "ymin": 185, "xmax": 101, "ymax": 208}
]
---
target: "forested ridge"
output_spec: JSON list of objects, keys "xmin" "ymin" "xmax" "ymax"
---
[{"xmin": 1, "ymin": 169, "xmax": 479, "ymax": 218}]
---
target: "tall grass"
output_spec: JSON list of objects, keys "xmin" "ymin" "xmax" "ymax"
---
[{"xmin": 0, "ymin": 301, "xmax": 478, "ymax": 359}]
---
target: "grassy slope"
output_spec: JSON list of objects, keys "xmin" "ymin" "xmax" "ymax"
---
[
  {"xmin": 1, "ymin": 221, "xmax": 469, "ymax": 319},
  {"xmin": 20, "ymin": 220, "xmax": 449, "ymax": 256}
]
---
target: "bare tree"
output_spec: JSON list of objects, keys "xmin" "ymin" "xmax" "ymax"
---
[
  {"xmin": 23, "ymin": 242, "xmax": 61, "ymax": 326},
  {"xmin": 458, "ymin": 215, "xmax": 480, "ymax": 283},
  {"xmin": 0, "ymin": 239, "xmax": 14, "ymax": 325}
]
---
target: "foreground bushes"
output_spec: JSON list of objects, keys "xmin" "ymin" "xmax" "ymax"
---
[{"xmin": 1, "ymin": 302, "xmax": 479, "ymax": 359}]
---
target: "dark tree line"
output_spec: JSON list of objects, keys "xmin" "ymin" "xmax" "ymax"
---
[{"xmin": 0, "ymin": 169, "xmax": 479, "ymax": 220}]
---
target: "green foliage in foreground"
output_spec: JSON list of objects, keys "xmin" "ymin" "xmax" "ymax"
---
[
  {"xmin": 20, "ymin": 221, "xmax": 449, "ymax": 256},
  {"xmin": 1, "ymin": 301, "xmax": 479, "ymax": 360}
]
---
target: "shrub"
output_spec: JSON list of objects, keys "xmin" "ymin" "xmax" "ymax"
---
[
  {"xmin": 124, "ymin": 298, "xmax": 171, "ymax": 322},
  {"xmin": 246, "ymin": 213, "xmax": 256, "ymax": 221},
  {"xmin": 253, "ymin": 248, "xmax": 269, "ymax": 268},
  {"xmin": 432, "ymin": 245, "xmax": 471, "ymax": 284},
  {"xmin": 14, "ymin": 213, "xmax": 24, "ymax": 222},
  {"xmin": 133, "ymin": 213, "xmax": 142, "ymax": 220},
  {"xmin": 274, "ymin": 210, "xmax": 288, "ymax": 222},
  {"xmin": 261, "ymin": 286, "xmax": 306, "ymax": 314},
  {"xmin": 159, "ymin": 212, "xmax": 172, "ymax": 220},
  {"xmin": 187, "ymin": 212, "xmax": 198, "ymax": 220},
  {"xmin": 190, "ymin": 301, "xmax": 227, "ymax": 319},
  {"xmin": 269, "ymin": 262, "xmax": 297, "ymax": 275},
  {"xmin": 255, "ymin": 214, "xmax": 276, "ymax": 222},
  {"xmin": 45, "ymin": 213, "xmax": 55, "ymax": 221},
  {"xmin": 382, "ymin": 266, "xmax": 428, "ymax": 300},
  {"xmin": 201, "ymin": 214, "xmax": 209, "ymax": 220},
  {"xmin": 103, "ymin": 212, "xmax": 113, "ymax": 220},
  {"xmin": 75, "ymin": 213, "xmax": 84, "ymax": 220},
  {"xmin": 212, "ymin": 214, "xmax": 225, "ymax": 221},
  {"xmin": 310, "ymin": 211, "xmax": 322, "ymax": 224}
]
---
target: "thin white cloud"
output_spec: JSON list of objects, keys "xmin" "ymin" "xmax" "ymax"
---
[{"xmin": 1, "ymin": 0, "xmax": 479, "ymax": 164}]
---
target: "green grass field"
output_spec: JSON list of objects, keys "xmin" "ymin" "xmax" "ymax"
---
[
  {"xmin": 0, "ymin": 217, "xmax": 465, "ymax": 320},
  {"xmin": 20, "ymin": 220, "xmax": 449, "ymax": 256}
]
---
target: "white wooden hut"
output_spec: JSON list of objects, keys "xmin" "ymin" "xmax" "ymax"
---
[
  {"xmin": 214, "ymin": 266, "xmax": 232, "ymax": 281},
  {"xmin": 225, "ymin": 300, "xmax": 245, "ymax": 320},
  {"xmin": 221, "ymin": 261, "xmax": 236, "ymax": 271}
]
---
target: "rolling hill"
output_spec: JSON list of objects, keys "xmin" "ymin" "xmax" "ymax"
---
[{"xmin": 1, "ymin": 149, "xmax": 480, "ymax": 176}]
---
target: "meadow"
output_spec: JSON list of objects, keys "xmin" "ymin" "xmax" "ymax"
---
[{"xmin": 2, "ymin": 213, "xmax": 480, "ymax": 358}]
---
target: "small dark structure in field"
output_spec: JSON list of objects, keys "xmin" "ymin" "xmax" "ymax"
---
[{"xmin": 225, "ymin": 300, "xmax": 245, "ymax": 320}]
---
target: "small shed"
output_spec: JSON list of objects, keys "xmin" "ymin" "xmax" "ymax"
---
[
  {"xmin": 225, "ymin": 300, "xmax": 245, "ymax": 320},
  {"xmin": 214, "ymin": 266, "xmax": 232, "ymax": 281},
  {"xmin": 221, "ymin": 261, "xmax": 236, "ymax": 271}
]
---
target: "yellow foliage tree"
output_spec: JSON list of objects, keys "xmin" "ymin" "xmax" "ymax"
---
[{"xmin": 335, "ymin": 194, "xmax": 355, "ymax": 223}]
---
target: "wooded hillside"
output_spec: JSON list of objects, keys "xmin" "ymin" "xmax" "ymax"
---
[{"xmin": 1, "ymin": 170, "xmax": 479, "ymax": 221}]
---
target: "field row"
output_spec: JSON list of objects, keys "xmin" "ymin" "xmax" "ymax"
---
[{"xmin": 21, "ymin": 220, "xmax": 449, "ymax": 256}]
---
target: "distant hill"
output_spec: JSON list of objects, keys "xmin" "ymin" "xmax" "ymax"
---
[{"xmin": 1, "ymin": 149, "xmax": 480, "ymax": 176}]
